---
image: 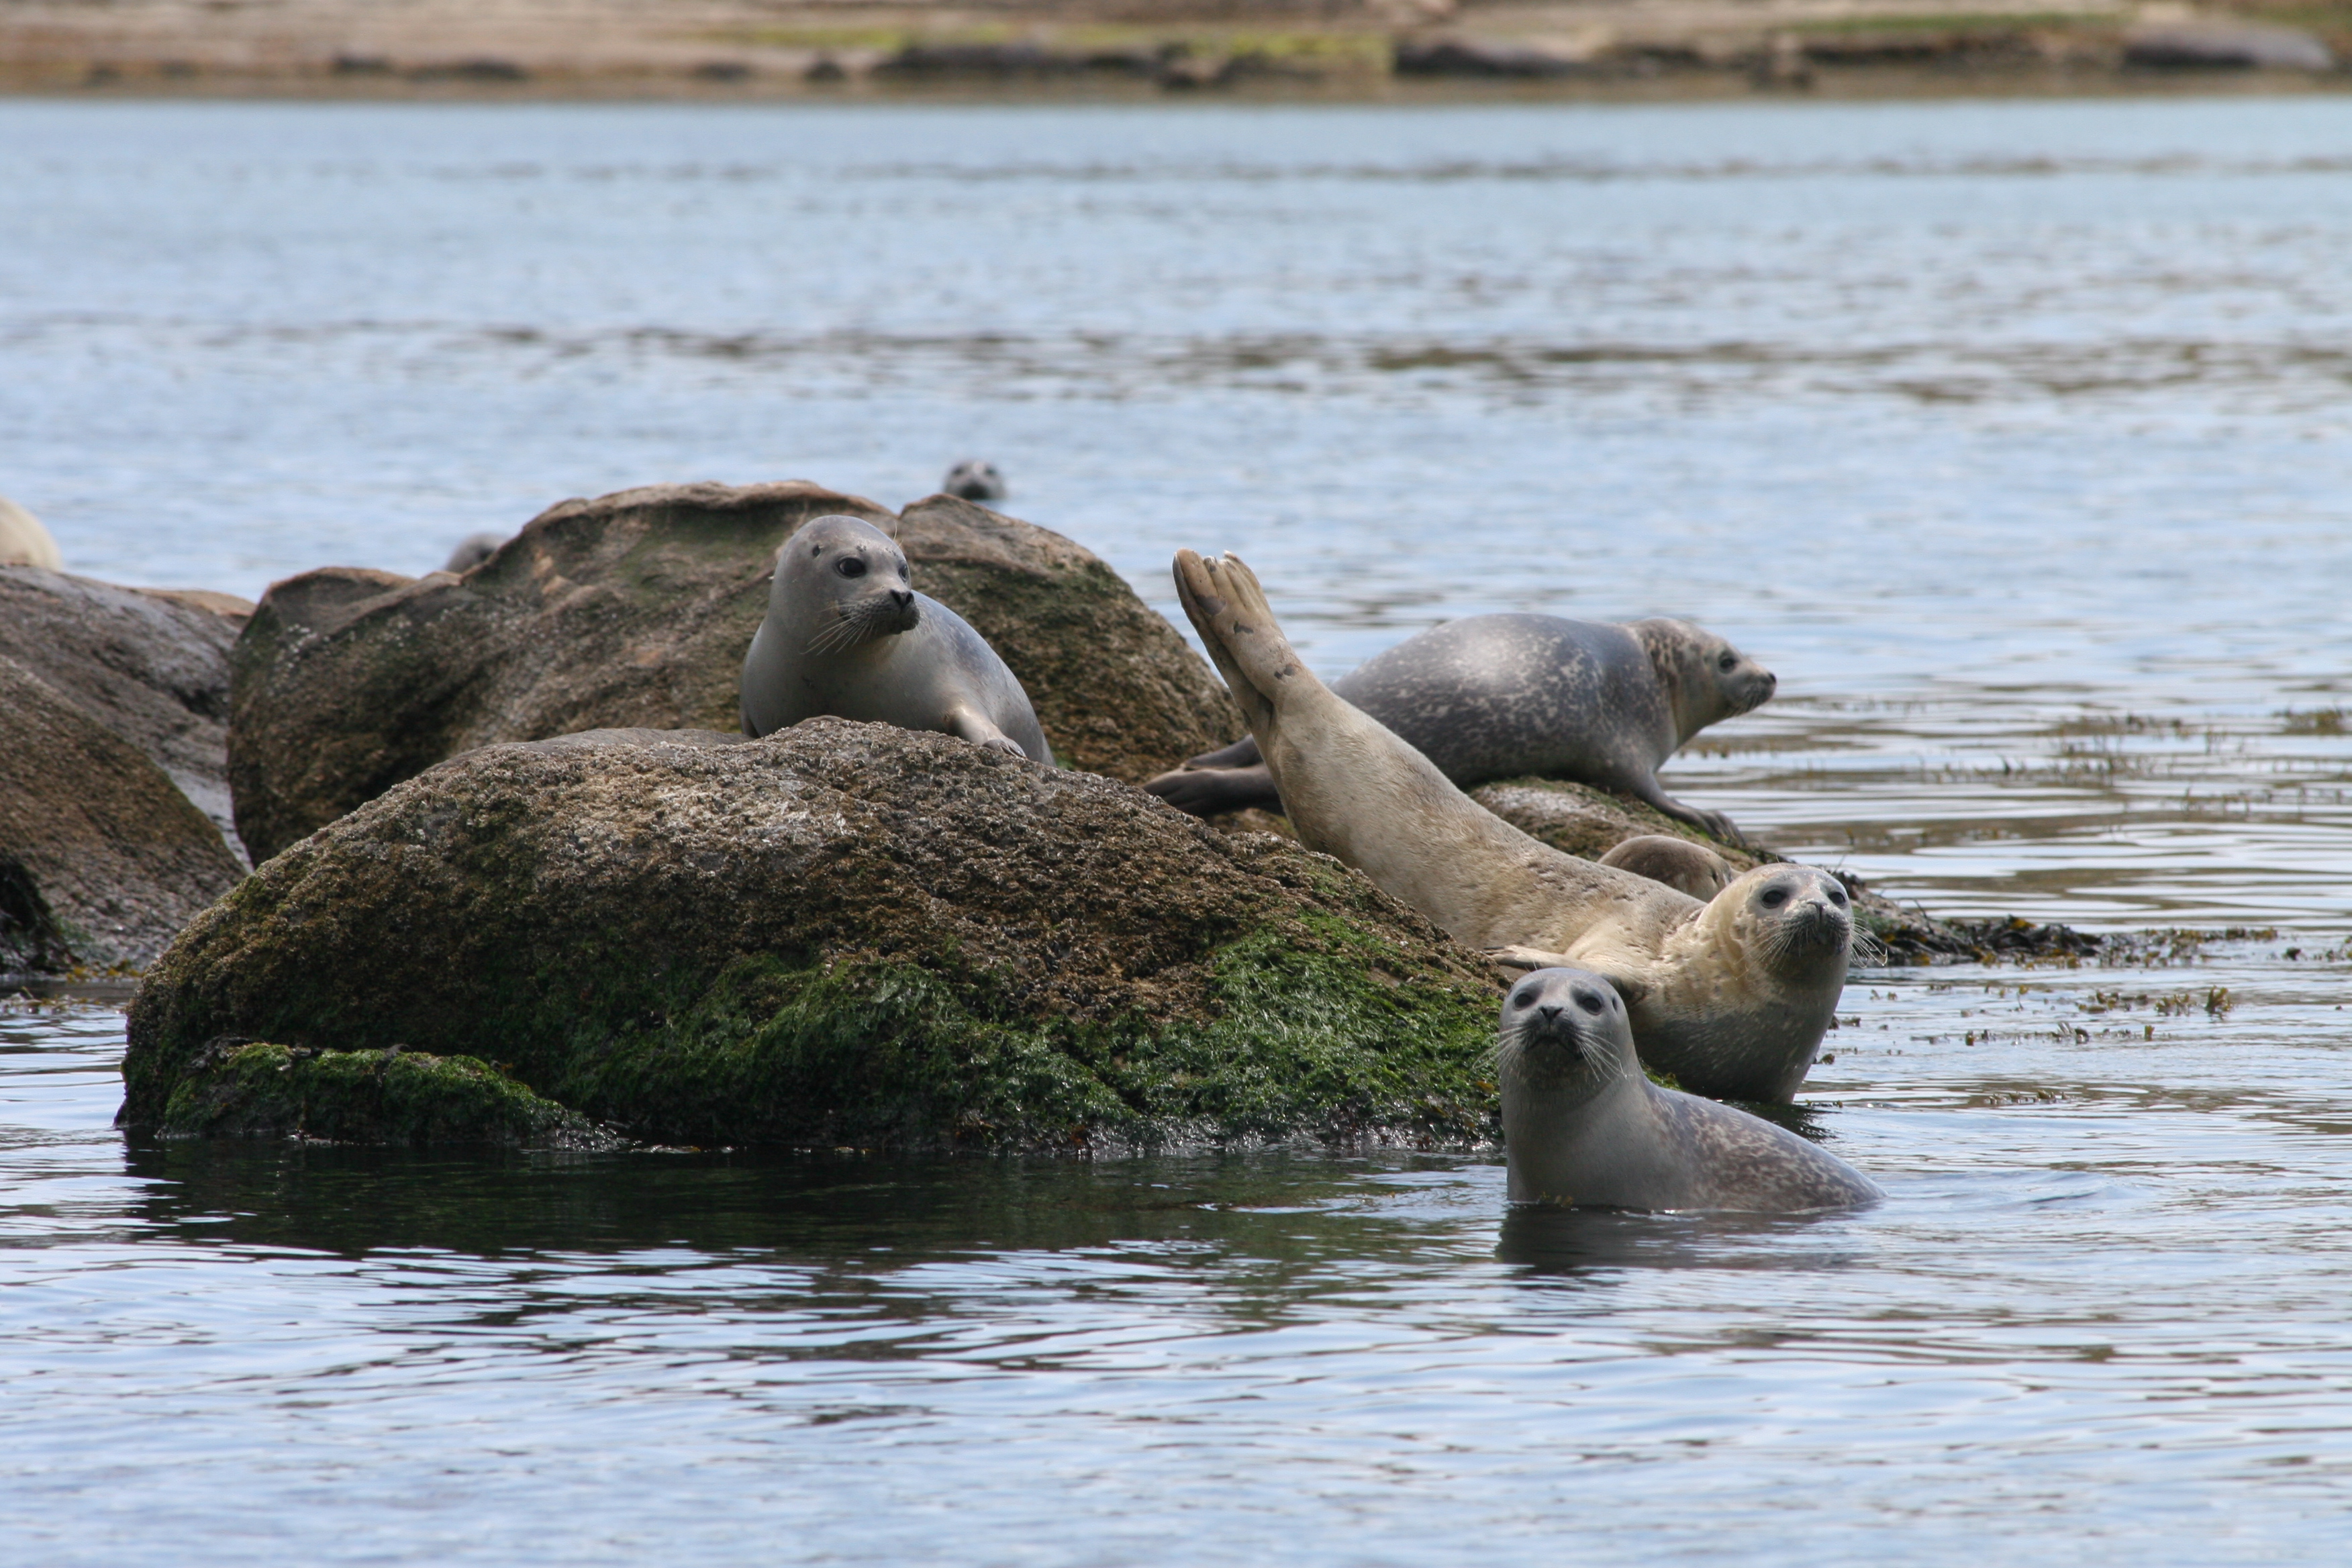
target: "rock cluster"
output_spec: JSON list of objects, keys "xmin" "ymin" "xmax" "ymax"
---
[
  {"xmin": 230, "ymin": 482, "xmax": 1239, "ymax": 862},
  {"xmin": 127, "ymin": 723, "xmax": 1498, "ymax": 1151}
]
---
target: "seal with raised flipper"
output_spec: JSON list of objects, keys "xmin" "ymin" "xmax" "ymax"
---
[
  {"xmin": 1499, "ymin": 967, "xmax": 1879, "ymax": 1212},
  {"xmin": 1168, "ymin": 548, "xmax": 1851, "ymax": 1102},
  {"xmin": 1145, "ymin": 612, "xmax": 1772, "ymax": 842},
  {"xmin": 742, "ymin": 514, "xmax": 1053, "ymax": 764}
]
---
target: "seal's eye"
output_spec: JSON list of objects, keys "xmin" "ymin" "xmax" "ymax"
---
[
  {"xmin": 836, "ymin": 557, "xmax": 868, "ymax": 579},
  {"xmin": 1761, "ymin": 887, "xmax": 1790, "ymax": 909},
  {"xmin": 1575, "ymin": 989, "xmax": 1604, "ymax": 1014},
  {"xmin": 1827, "ymin": 886, "xmax": 1849, "ymax": 906},
  {"xmin": 1512, "ymin": 990, "xmax": 1538, "ymax": 1010},
  {"xmin": 898, "ymin": 562, "xmax": 910, "ymax": 580},
  {"xmin": 1718, "ymin": 652, "xmax": 1737, "ymax": 671}
]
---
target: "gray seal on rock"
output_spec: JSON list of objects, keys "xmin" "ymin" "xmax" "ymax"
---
[
  {"xmin": 1596, "ymin": 834, "xmax": 1736, "ymax": 901},
  {"xmin": 0, "ymin": 495, "xmax": 62, "ymax": 569},
  {"xmin": 1144, "ymin": 611, "xmax": 1772, "ymax": 841},
  {"xmin": 741, "ymin": 513, "xmax": 1053, "ymax": 763},
  {"xmin": 442, "ymin": 532, "xmax": 506, "ymax": 574},
  {"xmin": 1170, "ymin": 548, "xmax": 1853, "ymax": 1102},
  {"xmin": 942, "ymin": 459, "xmax": 1008, "ymax": 502},
  {"xmin": 1500, "ymin": 967, "xmax": 1879, "ymax": 1212}
]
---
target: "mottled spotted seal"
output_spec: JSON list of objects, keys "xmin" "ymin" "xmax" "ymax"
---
[
  {"xmin": 0, "ymin": 495, "xmax": 62, "ymax": 569},
  {"xmin": 941, "ymin": 459, "xmax": 1008, "ymax": 502},
  {"xmin": 742, "ymin": 514, "xmax": 1053, "ymax": 763},
  {"xmin": 1169, "ymin": 548, "xmax": 1851, "ymax": 1102},
  {"xmin": 1499, "ymin": 967, "xmax": 1879, "ymax": 1212},
  {"xmin": 1144, "ymin": 611, "xmax": 1773, "ymax": 842},
  {"xmin": 442, "ymin": 532, "xmax": 505, "ymax": 574},
  {"xmin": 1597, "ymin": 834, "xmax": 1737, "ymax": 901}
]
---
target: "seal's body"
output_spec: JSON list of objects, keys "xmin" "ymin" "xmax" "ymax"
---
[
  {"xmin": 941, "ymin": 460, "xmax": 1008, "ymax": 502},
  {"xmin": 742, "ymin": 515, "xmax": 1052, "ymax": 764},
  {"xmin": 0, "ymin": 495, "xmax": 62, "ymax": 569},
  {"xmin": 1146, "ymin": 612, "xmax": 1772, "ymax": 841},
  {"xmin": 1597, "ymin": 834, "xmax": 1737, "ymax": 901},
  {"xmin": 1169, "ymin": 549, "xmax": 1849, "ymax": 1102},
  {"xmin": 1499, "ymin": 967, "xmax": 1879, "ymax": 1212}
]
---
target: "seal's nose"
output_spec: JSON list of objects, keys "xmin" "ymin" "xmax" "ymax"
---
[
  {"xmin": 890, "ymin": 589, "xmax": 914, "ymax": 611},
  {"xmin": 1537, "ymin": 1003, "xmax": 1565, "ymax": 1024}
]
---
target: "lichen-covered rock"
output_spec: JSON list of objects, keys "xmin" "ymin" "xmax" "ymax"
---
[
  {"xmin": 160, "ymin": 1040, "xmax": 611, "ymax": 1147},
  {"xmin": 0, "ymin": 565, "xmax": 247, "ymax": 855},
  {"xmin": 893, "ymin": 493, "xmax": 1242, "ymax": 782},
  {"xmin": 228, "ymin": 481, "xmax": 895, "ymax": 863},
  {"xmin": 230, "ymin": 481, "xmax": 1238, "ymax": 862},
  {"xmin": 128, "ymin": 722, "xmax": 1500, "ymax": 1150},
  {"xmin": 0, "ymin": 656, "xmax": 247, "ymax": 973}
]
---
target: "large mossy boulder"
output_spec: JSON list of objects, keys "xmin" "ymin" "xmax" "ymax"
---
[
  {"xmin": 230, "ymin": 482, "xmax": 1241, "ymax": 863},
  {"xmin": 128, "ymin": 722, "xmax": 1500, "ymax": 1150},
  {"xmin": 0, "ymin": 656, "xmax": 247, "ymax": 973},
  {"xmin": 0, "ymin": 564, "xmax": 248, "ymax": 856}
]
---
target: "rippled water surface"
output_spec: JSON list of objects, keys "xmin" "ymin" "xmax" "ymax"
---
[{"xmin": 3, "ymin": 96, "xmax": 2351, "ymax": 1561}]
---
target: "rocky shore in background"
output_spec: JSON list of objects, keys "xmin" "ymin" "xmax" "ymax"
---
[{"xmin": 1, "ymin": 0, "xmax": 2343, "ymax": 101}]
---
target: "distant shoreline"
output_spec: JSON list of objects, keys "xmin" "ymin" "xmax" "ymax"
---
[{"xmin": 5, "ymin": 1, "xmax": 2347, "ymax": 107}]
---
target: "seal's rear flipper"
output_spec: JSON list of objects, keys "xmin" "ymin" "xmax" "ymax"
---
[
  {"xmin": 1142, "ymin": 763, "xmax": 1284, "ymax": 818},
  {"xmin": 1172, "ymin": 550, "xmax": 1320, "ymax": 734}
]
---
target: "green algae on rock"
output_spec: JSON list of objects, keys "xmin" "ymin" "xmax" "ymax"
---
[
  {"xmin": 129, "ymin": 722, "xmax": 1500, "ymax": 1150},
  {"xmin": 160, "ymin": 1040, "xmax": 611, "ymax": 1148}
]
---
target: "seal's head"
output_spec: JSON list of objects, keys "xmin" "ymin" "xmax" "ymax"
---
[
  {"xmin": 777, "ymin": 515, "xmax": 920, "ymax": 656},
  {"xmin": 1632, "ymin": 618, "xmax": 1777, "ymax": 742},
  {"xmin": 1498, "ymin": 967, "xmax": 1638, "ymax": 1097},
  {"xmin": 1704, "ymin": 863, "xmax": 1854, "ymax": 981},
  {"xmin": 942, "ymin": 459, "xmax": 1008, "ymax": 502}
]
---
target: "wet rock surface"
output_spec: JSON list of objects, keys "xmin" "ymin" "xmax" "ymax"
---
[
  {"xmin": 230, "ymin": 482, "xmax": 1239, "ymax": 862},
  {"xmin": 129, "ymin": 722, "xmax": 1501, "ymax": 1150},
  {"xmin": 0, "ymin": 656, "xmax": 247, "ymax": 974},
  {"xmin": 0, "ymin": 565, "xmax": 246, "ymax": 854}
]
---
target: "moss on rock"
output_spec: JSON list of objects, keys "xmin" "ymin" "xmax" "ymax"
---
[
  {"xmin": 129, "ymin": 722, "xmax": 1502, "ymax": 1150},
  {"xmin": 160, "ymin": 1040, "xmax": 609, "ymax": 1147}
]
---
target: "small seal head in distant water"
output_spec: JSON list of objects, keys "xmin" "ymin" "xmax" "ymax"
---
[
  {"xmin": 1498, "ymin": 966, "xmax": 1879, "ymax": 1213},
  {"xmin": 442, "ymin": 532, "xmax": 505, "ymax": 574},
  {"xmin": 0, "ymin": 495, "xmax": 62, "ymax": 570},
  {"xmin": 740, "ymin": 513, "xmax": 1053, "ymax": 763},
  {"xmin": 942, "ymin": 460, "xmax": 1008, "ymax": 502},
  {"xmin": 1597, "ymin": 834, "xmax": 1736, "ymax": 901},
  {"xmin": 1145, "ymin": 612, "xmax": 1773, "ymax": 842}
]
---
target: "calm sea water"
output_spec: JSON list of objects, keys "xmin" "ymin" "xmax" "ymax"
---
[{"xmin": 3, "ymin": 97, "xmax": 2350, "ymax": 1562}]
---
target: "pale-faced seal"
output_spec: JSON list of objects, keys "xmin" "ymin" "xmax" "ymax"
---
[
  {"xmin": 1499, "ymin": 967, "xmax": 1879, "ymax": 1212},
  {"xmin": 1169, "ymin": 549, "xmax": 1851, "ymax": 1102},
  {"xmin": 742, "ymin": 514, "xmax": 1053, "ymax": 764},
  {"xmin": 0, "ymin": 495, "xmax": 62, "ymax": 569},
  {"xmin": 1144, "ymin": 612, "xmax": 1772, "ymax": 841},
  {"xmin": 442, "ymin": 532, "xmax": 505, "ymax": 574},
  {"xmin": 942, "ymin": 460, "xmax": 1008, "ymax": 502},
  {"xmin": 1596, "ymin": 834, "xmax": 1736, "ymax": 901}
]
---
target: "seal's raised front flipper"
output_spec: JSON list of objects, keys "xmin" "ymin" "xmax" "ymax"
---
[
  {"xmin": 1185, "ymin": 736, "xmax": 1263, "ymax": 770},
  {"xmin": 1142, "ymin": 763, "xmax": 1283, "ymax": 818}
]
